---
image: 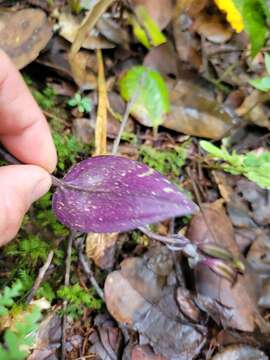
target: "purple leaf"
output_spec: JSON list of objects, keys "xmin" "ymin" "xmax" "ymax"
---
[{"xmin": 52, "ymin": 155, "xmax": 198, "ymax": 233}]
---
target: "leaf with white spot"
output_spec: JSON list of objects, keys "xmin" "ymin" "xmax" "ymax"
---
[{"xmin": 52, "ymin": 155, "xmax": 198, "ymax": 233}]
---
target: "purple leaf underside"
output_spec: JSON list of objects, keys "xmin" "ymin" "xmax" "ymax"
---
[{"xmin": 52, "ymin": 155, "xmax": 198, "ymax": 233}]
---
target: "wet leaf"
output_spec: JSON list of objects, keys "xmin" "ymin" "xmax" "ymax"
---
[
  {"xmin": 104, "ymin": 252, "xmax": 205, "ymax": 359},
  {"xmin": 52, "ymin": 156, "xmax": 198, "ymax": 233},
  {"xmin": 119, "ymin": 66, "xmax": 170, "ymax": 128},
  {"xmin": 0, "ymin": 9, "xmax": 52, "ymax": 69}
]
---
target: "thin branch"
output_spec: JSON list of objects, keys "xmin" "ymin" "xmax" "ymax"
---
[
  {"xmin": 75, "ymin": 236, "xmax": 104, "ymax": 300},
  {"xmin": 26, "ymin": 250, "xmax": 54, "ymax": 303},
  {"xmin": 112, "ymin": 74, "xmax": 146, "ymax": 155}
]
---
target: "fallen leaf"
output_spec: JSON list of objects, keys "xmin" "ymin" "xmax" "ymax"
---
[
  {"xmin": 59, "ymin": 10, "xmax": 114, "ymax": 50},
  {"xmin": 143, "ymin": 42, "xmax": 178, "ymax": 77},
  {"xmin": 96, "ymin": 17, "xmax": 130, "ymax": 47},
  {"xmin": 52, "ymin": 155, "xmax": 198, "ymax": 233},
  {"xmin": 71, "ymin": 0, "xmax": 116, "ymax": 56},
  {"xmin": 187, "ymin": 203, "xmax": 266, "ymax": 332},
  {"xmin": 0, "ymin": 9, "xmax": 52, "ymax": 69},
  {"xmin": 72, "ymin": 118, "xmax": 94, "ymax": 144},
  {"xmin": 173, "ymin": 13, "xmax": 202, "ymax": 70},
  {"xmin": 175, "ymin": 0, "xmax": 208, "ymax": 17},
  {"xmin": 212, "ymin": 345, "xmax": 268, "ymax": 360},
  {"xmin": 163, "ymin": 79, "xmax": 237, "ymax": 139},
  {"xmin": 193, "ymin": 12, "xmax": 233, "ymax": 44},
  {"xmin": 131, "ymin": 345, "xmax": 167, "ymax": 360},
  {"xmin": 131, "ymin": 0, "xmax": 173, "ymax": 30},
  {"xmin": 69, "ymin": 50, "xmax": 97, "ymax": 89},
  {"xmin": 104, "ymin": 251, "xmax": 206, "ymax": 359},
  {"xmin": 86, "ymin": 232, "xmax": 118, "ymax": 269}
]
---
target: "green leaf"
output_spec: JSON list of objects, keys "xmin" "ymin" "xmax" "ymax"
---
[
  {"xmin": 68, "ymin": 98, "xmax": 78, "ymax": 107},
  {"xmin": 81, "ymin": 97, "xmax": 92, "ymax": 113},
  {"xmin": 200, "ymin": 141, "xmax": 226, "ymax": 159},
  {"xmin": 132, "ymin": 17, "xmax": 150, "ymax": 48},
  {"xmin": 265, "ymin": 53, "xmax": 270, "ymax": 74},
  {"xmin": 249, "ymin": 76, "xmax": 270, "ymax": 91},
  {"xmin": 119, "ymin": 66, "xmax": 170, "ymax": 127},
  {"xmin": 135, "ymin": 6, "xmax": 166, "ymax": 47},
  {"xmin": 241, "ymin": 0, "xmax": 268, "ymax": 56}
]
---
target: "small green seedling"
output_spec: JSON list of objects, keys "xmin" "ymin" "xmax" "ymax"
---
[
  {"xmin": 249, "ymin": 53, "xmax": 270, "ymax": 91},
  {"xmin": 68, "ymin": 93, "xmax": 92, "ymax": 113}
]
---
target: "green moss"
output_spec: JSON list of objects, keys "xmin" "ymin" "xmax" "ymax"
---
[{"xmin": 139, "ymin": 142, "xmax": 190, "ymax": 178}]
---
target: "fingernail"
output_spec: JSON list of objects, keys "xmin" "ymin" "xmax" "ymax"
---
[{"xmin": 30, "ymin": 174, "xmax": 51, "ymax": 204}]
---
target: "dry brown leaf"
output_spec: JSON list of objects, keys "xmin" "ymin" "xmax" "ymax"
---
[
  {"xmin": 59, "ymin": 10, "xmax": 114, "ymax": 50},
  {"xmin": 0, "ymin": 9, "xmax": 52, "ymax": 69},
  {"xmin": 193, "ymin": 12, "xmax": 233, "ymax": 44},
  {"xmin": 71, "ymin": 0, "xmax": 116, "ymax": 56},
  {"xmin": 86, "ymin": 232, "xmax": 118, "ymax": 269},
  {"xmin": 187, "ymin": 203, "xmax": 267, "ymax": 332},
  {"xmin": 163, "ymin": 79, "xmax": 237, "ymax": 139},
  {"xmin": 104, "ymin": 249, "xmax": 206, "ymax": 359},
  {"xmin": 175, "ymin": 0, "xmax": 208, "ymax": 17},
  {"xmin": 143, "ymin": 42, "xmax": 178, "ymax": 77},
  {"xmin": 68, "ymin": 50, "xmax": 97, "ymax": 89}
]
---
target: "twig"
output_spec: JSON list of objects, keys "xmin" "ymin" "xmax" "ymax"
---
[
  {"xmin": 76, "ymin": 236, "xmax": 104, "ymax": 300},
  {"xmin": 26, "ymin": 250, "xmax": 54, "ymax": 303},
  {"xmin": 112, "ymin": 74, "xmax": 146, "ymax": 155},
  {"xmin": 61, "ymin": 231, "xmax": 76, "ymax": 360}
]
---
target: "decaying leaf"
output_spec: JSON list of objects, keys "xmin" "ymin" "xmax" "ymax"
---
[
  {"xmin": 52, "ymin": 155, "xmax": 198, "ymax": 233},
  {"xmin": 187, "ymin": 203, "xmax": 267, "ymax": 332},
  {"xmin": 163, "ymin": 79, "xmax": 237, "ymax": 139},
  {"xmin": 104, "ymin": 250, "xmax": 206, "ymax": 359},
  {"xmin": 0, "ymin": 9, "xmax": 52, "ymax": 69}
]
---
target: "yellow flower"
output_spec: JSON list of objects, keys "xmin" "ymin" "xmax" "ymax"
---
[{"xmin": 215, "ymin": 0, "xmax": 244, "ymax": 32}]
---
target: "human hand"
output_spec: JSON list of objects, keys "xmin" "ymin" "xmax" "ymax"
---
[{"xmin": 0, "ymin": 50, "xmax": 57, "ymax": 246}]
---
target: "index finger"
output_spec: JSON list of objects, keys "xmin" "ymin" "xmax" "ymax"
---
[{"xmin": 0, "ymin": 50, "xmax": 57, "ymax": 172}]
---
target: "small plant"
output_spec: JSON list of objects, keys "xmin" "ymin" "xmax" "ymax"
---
[
  {"xmin": 0, "ymin": 281, "xmax": 46, "ymax": 359},
  {"xmin": 200, "ymin": 140, "xmax": 270, "ymax": 189},
  {"xmin": 57, "ymin": 284, "xmax": 102, "ymax": 319},
  {"xmin": 250, "ymin": 53, "xmax": 270, "ymax": 91},
  {"xmin": 139, "ymin": 143, "xmax": 189, "ymax": 178},
  {"xmin": 68, "ymin": 92, "xmax": 92, "ymax": 114}
]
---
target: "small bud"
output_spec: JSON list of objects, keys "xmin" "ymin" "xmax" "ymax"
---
[
  {"xmin": 202, "ymin": 258, "xmax": 237, "ymax": 283},
  {"xmin": 199, "ymin": 243, "xmax": 234, "ymax": 262},
  {"xmin": 233, "ymin": 258, "xmax": 245, "ymax": 273}
]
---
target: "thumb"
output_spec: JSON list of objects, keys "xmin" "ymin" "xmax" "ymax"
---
[{"xmin": 0, "ymin": 165, "xmax": 51, "ymax": 246}]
